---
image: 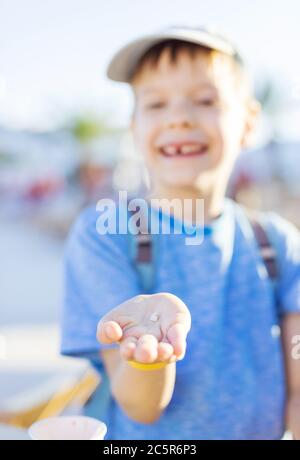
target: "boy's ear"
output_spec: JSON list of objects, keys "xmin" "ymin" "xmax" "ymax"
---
[
  {"xmin": 130, "ymin": 93, "xmax": 137, "ymax": 131},
  {"xmin": 130, "ymin": 106, "xmax": 137, "ymax": 131},
  {"xmin": 130, "ymin": 117, "xmax": 135, "ymax": 131},
  {"xmin": 240, "ymin": 99, "xmax": 261, "ymax": 149}
]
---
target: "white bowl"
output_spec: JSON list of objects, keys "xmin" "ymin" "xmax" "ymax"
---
[{"xmin": 28, "ymin": 416, "xmax": 107, "ymax": 440}]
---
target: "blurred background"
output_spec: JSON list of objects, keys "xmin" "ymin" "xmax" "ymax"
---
[{"xmin": 0, "ymin": 0, "xmax": 299, "ymax": 438}]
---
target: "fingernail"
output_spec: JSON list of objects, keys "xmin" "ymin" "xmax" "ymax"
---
[
  {"xmin": 176, "ymin": 353, "xmax": 185, "ymax": 361},
  {"xmin": 105, "ymin": 323, "xmax": 114, "ymax": 338}
]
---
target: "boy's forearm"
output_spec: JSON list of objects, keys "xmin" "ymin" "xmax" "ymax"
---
[
  {"xmin": 281, "ymin": 313, "xmax": 300, "ymax": 396},
  {"xmin": 101, "ymin": 349, "xmax": 176, "ymax": 423},
  {"xmin": 112, "ymin": 359, "xmax": 176, "ymax": 423}
]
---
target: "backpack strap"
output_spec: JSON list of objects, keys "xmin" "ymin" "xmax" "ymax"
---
[
  {"xmin": 245, "ymin": 209, "xmax": 279, "ymax": 281},
  {"xmin": 135, "ymin": 211, "xmax": 152, "ymax": 264},
  {"xmin": 127, "ymin": 204, "xmax": 155, "ymax": 293}
]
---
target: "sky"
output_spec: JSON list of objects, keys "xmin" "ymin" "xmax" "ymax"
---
[{"xmin": 0, "ymin": 0, "xmax": 300, "ymax": 139}]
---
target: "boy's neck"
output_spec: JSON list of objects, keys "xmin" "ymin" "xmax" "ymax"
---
[{"xmin": 146, "ymin": 184, "xmax": 226, "ymax": 225}]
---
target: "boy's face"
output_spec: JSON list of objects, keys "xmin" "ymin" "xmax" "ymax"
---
[{"xmin": 131, "ymin": 47, "xmax": 258, "ymax": 195}]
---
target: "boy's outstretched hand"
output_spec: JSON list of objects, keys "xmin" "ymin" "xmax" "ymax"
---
[{"xmin": 97, "ymin": 293, "xmax": 191, "ymax": 364}]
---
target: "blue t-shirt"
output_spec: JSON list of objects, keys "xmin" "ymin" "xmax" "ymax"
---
[{"xmin": 60, "ymin": 198, "xmax": 300, "ymax": 440}]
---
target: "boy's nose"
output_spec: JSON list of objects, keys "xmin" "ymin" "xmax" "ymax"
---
[
  {"xmin": 166, "ymin": 104, "xmax": 196, "ymax": 129},
  {"xmin": 168, "ymin": 118, "xmax": 194, "ymax": 129}
]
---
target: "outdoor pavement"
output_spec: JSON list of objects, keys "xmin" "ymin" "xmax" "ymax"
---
[
  {"xmin": 0, "ymin": 216, "xmax": 91, "ymax": 439},
  {"xmin": 0, "ymin": 216, "xmax": 64, "ymax": 325}
]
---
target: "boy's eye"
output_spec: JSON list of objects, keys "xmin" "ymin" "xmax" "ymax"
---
[
  {"xmin": 144, "ymin": 102, "xmax": 166, "ymax": 110},
  {"xmin": 195, "ymin": 98, "xmax": 216, "ymax": 106}
]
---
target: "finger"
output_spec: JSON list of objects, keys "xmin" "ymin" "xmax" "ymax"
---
[
  {"xmin": 134, "ymin": 334, "xmax": 158, "ymax": 363},
  {"xmin": 120, "ymin": 337, "xmax": 138, "ymax": 360},
  {"xmin": 157, "ymin": 342, "xmax": 174, "ymax": 362},
  {"xmin": 166, "ymin": 323, "xmax": 187, "ymax": 358},
  {"xmin": 97, "ymin": 320, "xmax": 123, "ymax": 344}
]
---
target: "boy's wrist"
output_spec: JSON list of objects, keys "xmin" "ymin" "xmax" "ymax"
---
[
  {"xmin": 126, "ymin": 355, "xmax": 177, "ymax": 371},
  {"xmin": 127, "ymin": 360, "xmax": 168, "ymax": 371},
  {"xmin": 128, "ymin": 360, "xmax": 168, "ymax": 371}
]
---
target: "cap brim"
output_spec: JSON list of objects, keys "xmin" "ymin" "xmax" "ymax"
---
[{"xmin": 106, "ymin": 28, "xmax": 240, "ymax": 83}]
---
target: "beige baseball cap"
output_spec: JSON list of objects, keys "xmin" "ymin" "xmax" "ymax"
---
[{"xmin": 106, "ymin": 25, "xmax": 243, "ymax": 83}]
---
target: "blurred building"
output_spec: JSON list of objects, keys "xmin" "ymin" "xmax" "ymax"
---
[
  {"xmin": 229, "ymin": 141, "xmax": 300, "ymax": 228},
  {"xmin": 0, "ymin": 125, "xmax": 139, "ymax": 237},
  {"xmin": 0, "ymin": 126, "xmax": 79, "ymax": 206}
]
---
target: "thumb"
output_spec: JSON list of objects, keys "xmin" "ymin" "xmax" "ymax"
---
[{"xmin": 97, "ymin": 320, "xmax": 123, "ymax": 344}]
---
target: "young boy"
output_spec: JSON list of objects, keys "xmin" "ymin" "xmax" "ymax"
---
[{"xmin": 60, "ymin": 26, "xmax": 300, "ymax": 440}]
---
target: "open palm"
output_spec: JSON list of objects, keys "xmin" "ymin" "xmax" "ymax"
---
[{"xmin": 97, "ymin": 293, "xmax": 191, "ymax": 364}]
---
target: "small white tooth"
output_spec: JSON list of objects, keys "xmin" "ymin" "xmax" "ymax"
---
[{"xmin": 180, "ymin": 144, "xmax": 202, "ymax": 154}]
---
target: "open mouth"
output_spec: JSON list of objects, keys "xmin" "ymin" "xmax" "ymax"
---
[{"xmin": 159, "ymin": 143, "xmax": 208, "ymax": 158}]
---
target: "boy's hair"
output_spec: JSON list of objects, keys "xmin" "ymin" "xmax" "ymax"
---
[{"xmin": 130, "ymin": 39, "xmax": 252, "ymax": 101}]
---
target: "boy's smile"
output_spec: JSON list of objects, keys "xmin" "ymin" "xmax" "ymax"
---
[{"xmin": 158, "ymin": 141, "xmax": 209, "ymax": 158}]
